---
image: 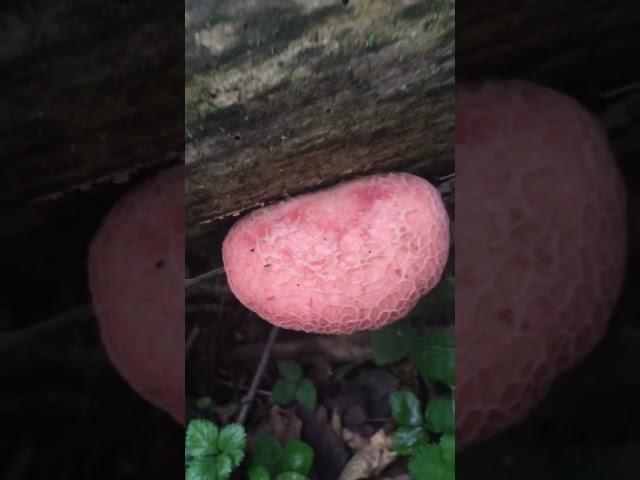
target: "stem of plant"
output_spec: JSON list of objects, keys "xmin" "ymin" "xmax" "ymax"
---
[
  {"xmin": 236, "ymin": 325, "xmax": 280, "ymax": 425},
  {"xmin": 215, "ymin": 379, "xmax": 271, "ymax": 397},
  {"xmin": 186, "ymin": 325, "xmax": 200, "ymax": 354}
]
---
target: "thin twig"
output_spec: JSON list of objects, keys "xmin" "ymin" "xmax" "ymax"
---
[
  {"xmin": 0, "ymin": 305, "xmax": 93, "ymax": 353},
  {"xmin": 594, "ymin": 81, "xmax": 640, "ymax": 99},
  {"xmin": 185, "ymin": 267, "xmax": 226, "ymax": 289},
  {"xmin": 215, "ymin": 379, "xmax": 271, "ymax": 397},
  {"xmin": 186, "ymin": 325, "xmax": 201, "ymax": 354},
  {"xmin": 186, "ymin": 304, "xmax": 226, "ymax": 315},
  {"xmin": 236, "ymin": 326, "xmax": 280, "ymax": 425}
]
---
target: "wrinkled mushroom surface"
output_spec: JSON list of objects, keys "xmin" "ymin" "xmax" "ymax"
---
[{"xmin": 223, "ymin": 172, "xmax": 450, "ymax": 334}]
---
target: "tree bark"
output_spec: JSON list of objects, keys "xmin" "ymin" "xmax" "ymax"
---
[{"xmin": 185, "ymin": 0, "xmax": 455, "ymax": 239}]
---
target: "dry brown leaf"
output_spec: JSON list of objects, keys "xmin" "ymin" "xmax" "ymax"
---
[
  {"xmin": 331, "ymin": 408, "xmax": 343, "ymax": 436},
  {"xmin": 332, "ymin": 408, "xmax": 369, "ymax": 450},
  {"xmin": 252, "ymin": 405, "xmax": 302, "ymax": 446},
  {"xmin": 342, "ymin": 427, "xmax": 370, "ymax": 450},
  {"xmin": 338, "ymin": 429, "xmax": 398, "ymax": 480}
]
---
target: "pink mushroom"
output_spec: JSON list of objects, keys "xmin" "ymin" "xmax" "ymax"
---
[
  {"xmin": 88, "ymin": 166, "xmax": 185, "ymax": 423},
  {"xmin": 456, "ymin": 80, "xmax": 627, "ymax": 447},
  {"xmin": 222, "ymin": 172, "xmax": 450, "ymax": 334}
]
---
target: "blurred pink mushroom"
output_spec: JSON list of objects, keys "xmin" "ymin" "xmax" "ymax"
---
[
  {"xmin": 222, "ymin": 172, "xmax": 450, "ymax": 335},
  {"xmin": 456, "ymin": 80, "xmax": 627, "ymax": 447},
  {"xmin": 88, "ymin": 166, "xmax": 185, "ymax": 424}
]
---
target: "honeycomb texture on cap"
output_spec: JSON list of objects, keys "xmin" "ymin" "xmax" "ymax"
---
[
  {"xmin": 456, "ymin": 80, "xmax": 626, "ymax": 447},
  {"xmin": 222, "ymin": 172, "xmax": 450, "ymax": 334},
  {"xmin": 88, "ymin": 166, "xmax": 185, "ymax": 423}
]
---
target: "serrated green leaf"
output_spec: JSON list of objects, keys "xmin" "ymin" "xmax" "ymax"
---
[
  {"xmin": 425, "ymin": 394, "xmax": 455, "ymax": 435},
  {"xmin": 217, "ymin": 424, "xmax": 246, "ymax": 465},
  {"xmin": 252, "ymin": 435, "xmax": 283, "ymax": 477},
  {"xmin": 229, "ymin": 448, "xmax": 245, "ymax": 468},
  {"xmin": 411, "ymin": 331, "xmax": 455, "ymax": 387},
  {"xmin": 369, "ymin": 318, "xmax": 417, "ymax": 365},
  {"xmin": 390, "ymin": 391, "xmax": 423, "ymax": 427},
  {"xmin": 186, "ymin": 419, "xmax": 218, "ymax": 458},
  {"xmin": 248, "ymin": 465, "xmax": 271, "ymax": 480},
  {"xmin": 281, "ymin": 440, "xmax": 314, "ymax": 475},
  {"xmin": 272, "ymin": 379, "xmax": 298, "ymax": 405},
  {"xmin": 392, "ymin": 425, "xmax": 427, "ymax": 455},
  {"xmin": 216, "ymin": 454, "xmax": 233, "ymax": 479},
  {"xmin": 408, "ymin": 445, "xmax": 452, "ymax": 480},
  {"xmin": 275, "ymin": 473, "xmax": 307, "ymax": 480},
  {"xmin": 186, "ymin": 456, "xmax": 218, "ymax": 480},
  {"xmin": 278, "ymin": 360, "xmax": 304, "ymax": 382},
  {"xmin": 295, "ymin": 378, "xmax": 317, "ymax": 410}
]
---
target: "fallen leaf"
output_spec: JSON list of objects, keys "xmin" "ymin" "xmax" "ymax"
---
[
  {"xmin": 338, "ymin": 429, "xmax": 398, "ymax": 480},
  {"xmin": 253, "ymin": 405, "xmax": 302, "ymax": 446},
  {"xmin": 331, "ymin": 408, "xmax": 368, "ymax": 450},
  {"xmin": 296, "ymin": 405, "xmax": 349, "ymax": 480}
]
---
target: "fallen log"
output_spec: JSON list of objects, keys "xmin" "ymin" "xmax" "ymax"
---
[{"xmin": 185, "ymin": 0, "xmax": 455, "ymax": 239}]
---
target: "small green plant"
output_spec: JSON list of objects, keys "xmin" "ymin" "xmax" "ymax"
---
[
  {"xmin": 270, "ymin": 360, "xmax": 317, "ymax": 410},
  {"xmin": 390, "ymin": 391, "xmax": 455, "ymax": 480},
  {"xmin": 248, "ymin": 435, "xmax": 315, "ymax": 480},
  {"xmin": 369, "ymin": 274, "xmax": 455, "ymax": 387},
  {"xmin": 196, "ymin": 396, "xmax": 216, "ymax": 415},
  {"xmin": 371, "ymin": 273, "xmax": 455, "ymax": 479},
  {"xmin": 185, "ymin": 419, "xmax": 246, "ymax": 480}
]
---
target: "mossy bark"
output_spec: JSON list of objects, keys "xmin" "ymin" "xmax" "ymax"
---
[{"xmin": 185, "ymin": 0, "xmax": 455, "ymax": 239}]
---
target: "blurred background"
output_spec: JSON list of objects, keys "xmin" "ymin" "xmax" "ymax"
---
[
  {"xmin": 456, "ymin": 0, "xmax": 640, "ymax": 477},
  {"xmin": 0, "ymin": 1, "xmax": 183, "ymax": 478}
]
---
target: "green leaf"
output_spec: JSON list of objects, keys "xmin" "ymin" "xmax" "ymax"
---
[
  {"xmin": 196, "ymin": 396, "xmax": 214, "ymax": 411},
  {"xmin": 252, "ymin": 435, "xmax": 283, "ymax": 477},
  {"xmin": 186, "ymin": 457, "xmax": 218, "ymax": 480},
  {"xmin": 392, "ymin": 425, "xmax": 427, "ymax": 455},
  {"xmin": 275, "ymin": 473, "xmax": 307, "ymax": 480},
  {"xmin": 411, "ymin": 331, "xmax": 455, "ymax": 387},
  {"xmin": 408, "ymin": 444, "xmax": 453, "ymax": 480},
  {"xmin": 439, "ymin": 434, "xmax": 455, "ymax": 467},
  {"xmin": 248, "ymin": 466, "xmax": 271, "ymax": 480},
  {"xmin": 216, "ymin": 454, "xmax": 233, "ymax": 479},
  {"xmin": 217, "ymin": 424, "xmax": 246, "ymax": 466},
  {"xmin": 186, "ymin": 419, "xmax": 218, "ymax": 458},
  {"xmin": 425, "ymin": 394, "xmax": 455, "ymax": 435},
  {"xmin": 390, "ymin": 391, "xmax": 423, "ymax": 427},
  {"xmin": 295, "ymin": 378, "xmax": 317, "ymax": 410},
  {"xmin": 369, "ymin": 318, "xmax": 417, "ymax": 365},
  {"xmin": 272, "ymin": 379, "xmax": 298, "ymax": 405},
  {"xmin": 278, "ymin": 360, "xmax": 304, "ymax": 382},
  {"xmin": 281, "ymin": 440, "xmax": 314, "ymax": 475}
]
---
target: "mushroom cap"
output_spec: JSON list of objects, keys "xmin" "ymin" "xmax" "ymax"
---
[
  {"xmin": 222, "ymin": 172, "xmax": 450, "ymax": 334},
  {"xmin": 456, "ymin": 80, "xmax": 626, "ymax": 447},
  {"xmin": 88, "ymin": 166, "xmax": 185, "ymax": 423}
]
